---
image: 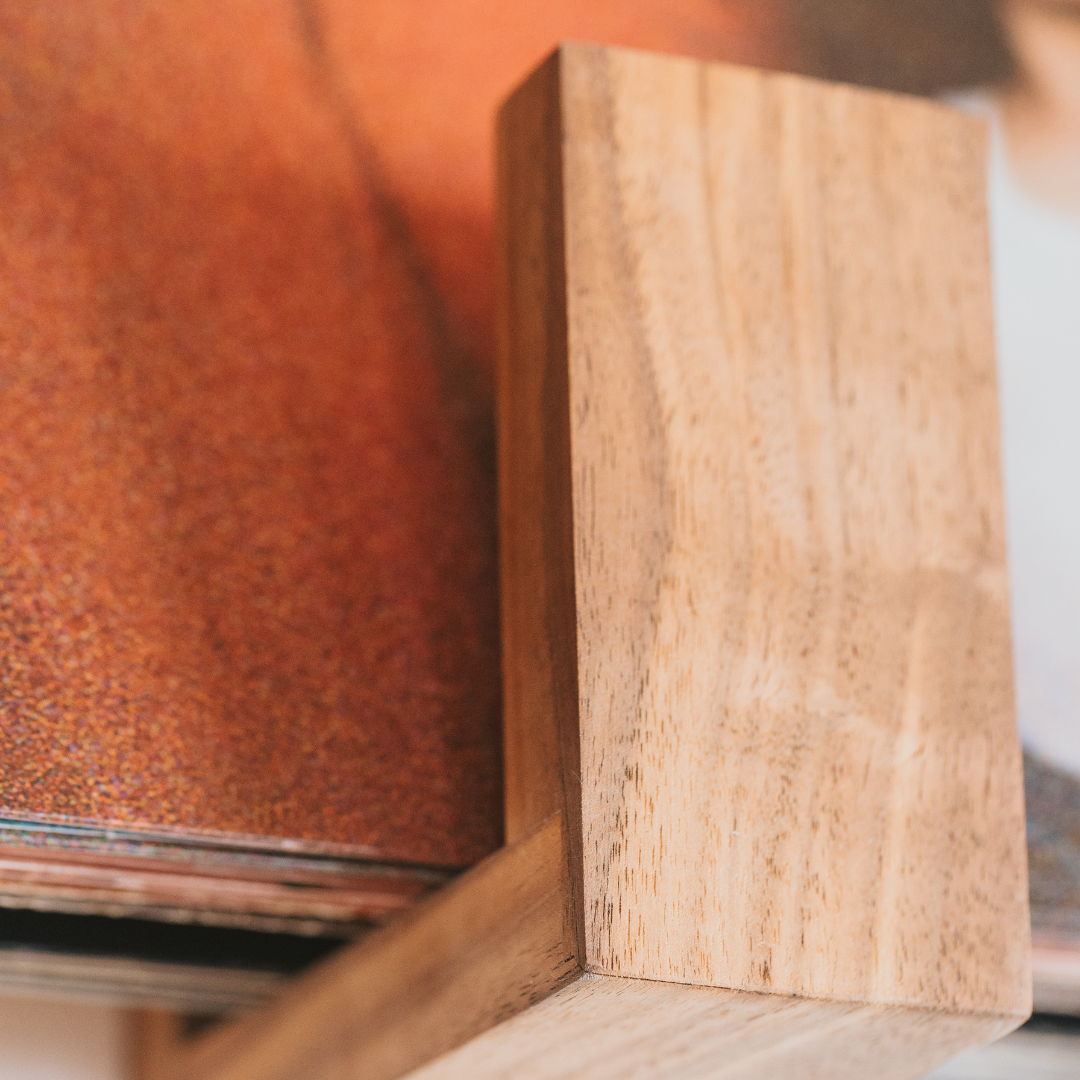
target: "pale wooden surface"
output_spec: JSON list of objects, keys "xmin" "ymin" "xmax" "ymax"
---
[
  {"xmin": 407, "ymin": 977, "xmax": 1013, "ymax": 1080},
  {"xmin": 556, "ymin": 44, "xmax": 1030, "ymax": 1013},
  {"xmin": 134, "ymin": 44, "xmax": 1029, "ymax": 1080}
]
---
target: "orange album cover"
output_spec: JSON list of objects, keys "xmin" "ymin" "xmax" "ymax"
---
[{"xmin": 0, "ymin": 2, "xmax": 790, "ymax": 884}]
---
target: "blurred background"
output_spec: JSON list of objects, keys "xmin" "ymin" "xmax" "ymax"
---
[{"xmin": 0, "ymin": 1, "xmax": 1077, "ymax": 1076}]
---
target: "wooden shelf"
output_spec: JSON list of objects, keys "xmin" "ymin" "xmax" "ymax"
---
[{"xmin": 130, "ymin": 43, "xmax": 1030, "ymax": 1080}]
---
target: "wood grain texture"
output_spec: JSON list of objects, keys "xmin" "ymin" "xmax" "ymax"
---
[
  {"xmin": 550, "ymin": 43, "xmax": 1030, "ymax": 1015},
  {"xmin": 157, "ymin": 815, "xmax": 577, "ymax": 1080},
  {"xmin": 406, "ymin": 976, "xmax": 1014, "ymax": 1080},
  {"xmin": 146, "ymin": 44, "xmax": 1030, "ymax": 1080},
  {"xmin": 496, "ymin": 51, "xmax": 581, "ymax": 855}
]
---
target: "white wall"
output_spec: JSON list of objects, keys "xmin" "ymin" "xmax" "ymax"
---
[{"xmin": 0, "ymin": 996, "xmax": 123, "ymax": 1080}]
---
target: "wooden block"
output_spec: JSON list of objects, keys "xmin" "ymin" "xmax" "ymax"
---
[
  {"xmin": 155, "ymin": 43, "xmax": 1030, "ymax": 1080},
  {"xmin": 504, "ymin": 38, "xmax": 1029, "ymax": 1012},
  {"xmin": 499, "ymin": 36, "xmax": 1029, "ymax": 1063}
]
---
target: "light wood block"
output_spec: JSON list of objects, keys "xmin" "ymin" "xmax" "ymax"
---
[{"xmin": 141, "ymin": 43, "xmax": 1030, "ymax": 1080}]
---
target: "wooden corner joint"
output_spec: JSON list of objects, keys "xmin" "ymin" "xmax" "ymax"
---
[{"xmin": 158, "ymin": 43, "xmax": 1030, "ymax": 1080}]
